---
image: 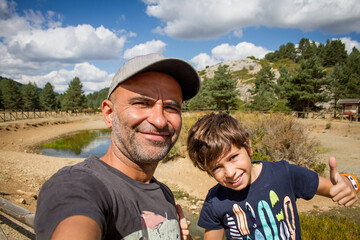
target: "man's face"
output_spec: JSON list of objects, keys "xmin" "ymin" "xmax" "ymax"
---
[{"xmin": 110, "ymin": 71, "xmax": 183, "ymax": 164}]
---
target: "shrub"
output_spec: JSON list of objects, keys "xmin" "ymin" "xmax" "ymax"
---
[{"xmin": 233, "ymin": 112, "xmax": 320, "ymax": 170}]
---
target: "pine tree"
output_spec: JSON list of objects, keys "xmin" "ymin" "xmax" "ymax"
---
[
  {"xmin": 327, "ymin": 64, "xmax": 346, "ymax": 117},
  {"xmin": 40, "ymin": 82, "xmax": 57, "ymax": 110},
  {"xmin": 1, "ymin": 79, "xmax": 22, "ymax": 110},
  {"xmin": 21, "ymin": 82, "xmax": 40, "ymax": 110},
  {"xmin": 288, "ymin": 57, "xmax": 328, "ymax": 113},
  {"xmin": 322, "ymin": 40, "xmax": 348, "ymax": 67},
  {"xmin": 62, "ymin": 77, "xmax": 86, "ymax": 111},
  {"xmin": 342, "ymin": 47, "xmax": 360, "ymax": 98},
  {"xmin": 250, "ymin": 64, "xmax": 277, "ymax": 111},
  {"xmin": 187, "ymin": 76, "xmax": 214, "ymax": 110},
  {"xmin": 208, "ymin": 65, "xmax": 240, "ymax": 111}
]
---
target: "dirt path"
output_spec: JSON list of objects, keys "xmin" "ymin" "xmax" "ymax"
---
[{"xmin": 0, "ymin": 115, "xmax": 359, "ymax": 239}]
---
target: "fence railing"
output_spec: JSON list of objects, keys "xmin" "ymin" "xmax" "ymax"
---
[{"xmin": 0, "ymin": 110, "xmax": 96, "ymax": 122}]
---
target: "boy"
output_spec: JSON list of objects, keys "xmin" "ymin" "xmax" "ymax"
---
[{"xmin": 187, "ymin": 112, "xmax": 358, "ymax": 239}]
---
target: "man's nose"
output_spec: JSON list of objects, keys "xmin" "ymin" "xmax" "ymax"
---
[{"xmin": 147, "ymin": 103, "xmax": 167, "ymax": 129}]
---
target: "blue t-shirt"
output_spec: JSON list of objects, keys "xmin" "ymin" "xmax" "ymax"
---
[{"xmin": 198, "ymin": 160, "xmax": 319, "ymax": 239}]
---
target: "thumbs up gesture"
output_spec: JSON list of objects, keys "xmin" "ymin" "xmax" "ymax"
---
[{"xmin": 328, "ymin": 157, "xmax": 358, "ymax": 207}]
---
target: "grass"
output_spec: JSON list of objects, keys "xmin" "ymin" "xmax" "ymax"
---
[
  {"xmin": 300, "ymin": 205, "xmax": 360, "ymax": 239},
  {"xmin": 41, "ymin": 129, "xmax": 110, "ymax": 155}
]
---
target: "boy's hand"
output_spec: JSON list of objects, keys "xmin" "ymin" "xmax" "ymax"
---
[
  {"xmin": 329, "ymin": 157, "xmax": 358, "ymax": 207},
  {"xmin": 176, "ymin": 204, "xmax": 193, "ymax": 240}
]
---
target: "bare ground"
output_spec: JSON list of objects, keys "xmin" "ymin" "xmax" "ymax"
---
[{"xmin": 0, "ymin": 114, "xmax": 359, "ymax": 239}]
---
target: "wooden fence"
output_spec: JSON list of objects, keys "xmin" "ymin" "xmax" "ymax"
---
[
  {"xmin": 0, "ymin": 110, "xmax": 96, "ymax": 123},
  {"xmin": 0, "ymin": 109, "xmax": 358, "ymax": 123}
]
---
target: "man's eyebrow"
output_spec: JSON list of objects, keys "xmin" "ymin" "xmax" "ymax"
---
[{"xmin": 129, "ymin": 96, "xmax": 182, "ymax": 109}]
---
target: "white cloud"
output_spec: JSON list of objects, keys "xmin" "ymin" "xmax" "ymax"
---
[
  {"xmin": 191, "ymin": 42, "xmax": 270, "ymax": 70},
  {"xmin": 0, "ymin": 0, "xmax": 126, "ymax": 81},
  {"xmin": 144, "ymin": 0, "xmax": 360, "ymax": 40},
  {"xmin": 18, "ymin": 62, "xmax": 114, "ymax": 94},
  {"xmin": 336, "ymin": 37, "xmax": 360, "ymax": 54},
  {"xmin": 123, "ymin": 40, "xmax": 166, "ymax": 59}
]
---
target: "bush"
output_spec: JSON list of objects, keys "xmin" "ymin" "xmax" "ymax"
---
[{"xmin": 233, "ymin": 112, "xmax": 321, "ymax": 169}]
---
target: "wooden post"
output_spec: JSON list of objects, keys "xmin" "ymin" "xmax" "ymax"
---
[{"xmin": 0, "ymin": 197, "xmax": 35, "ymax": 228}]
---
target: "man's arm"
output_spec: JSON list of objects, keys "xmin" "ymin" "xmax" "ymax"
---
[
  {"xmin": 51, "ymin": 215, "xmax": 101, "ymax": 240},
  {"xmin": 204, "ymin": 228, "xmax": 224, "ymax": 240},
  {"xmin": 317, "ymin": 157, "xmax": 358, "ymax": 207}
]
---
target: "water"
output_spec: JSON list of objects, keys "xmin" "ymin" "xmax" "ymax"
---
[{"xmin": 40, "ymin": 130, "xmax": 111, "ymax": 158}]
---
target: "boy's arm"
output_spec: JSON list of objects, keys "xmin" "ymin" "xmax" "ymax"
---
[
  {"xmin": 317, "ymin": 157, "xmax": 358, "ymax": 207},
  {"xmin": 204, "ymin": 228, "xmax": 224, "ymax": 240}
]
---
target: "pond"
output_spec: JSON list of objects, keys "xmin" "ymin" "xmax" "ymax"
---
[{"xmin": 40, "ymin": 129, "xmax": 111, "ymax": 158}]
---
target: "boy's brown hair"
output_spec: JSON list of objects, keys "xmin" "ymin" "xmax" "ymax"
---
[{"xmin": 187, "ymin": 112, "xmax": 251, "ymax": 174}]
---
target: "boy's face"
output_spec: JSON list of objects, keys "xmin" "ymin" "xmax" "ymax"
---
[{"xmin": 207, "ymin": 145, "xmax": 255, "ymax": 191}]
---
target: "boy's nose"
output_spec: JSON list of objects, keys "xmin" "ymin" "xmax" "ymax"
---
[{"xmin": 224, "ymin": 165, "xmax": 236, "ymax": 178}]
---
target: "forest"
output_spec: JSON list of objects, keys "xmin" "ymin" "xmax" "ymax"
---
[{"xmin": 0, "ymin": 38, "xmax": 359, "ymax": 112}]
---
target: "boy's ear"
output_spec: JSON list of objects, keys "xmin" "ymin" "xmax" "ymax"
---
[
  {"xmin": 248, "ymin": 139, "xmax": 253, "ymax": 156},
  {"xmin": 102, "ymin": 99, "xmax": 114, "ymax": 129}
]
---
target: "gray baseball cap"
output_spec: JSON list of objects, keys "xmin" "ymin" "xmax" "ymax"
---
[{"xmin": 107, "ymin": 53, "xmax": 201, "ymax": 101}]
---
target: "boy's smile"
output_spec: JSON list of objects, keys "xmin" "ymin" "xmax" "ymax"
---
[{"xmin": 208, "ymin": 145, "xmax": 261, "ymax": 191}]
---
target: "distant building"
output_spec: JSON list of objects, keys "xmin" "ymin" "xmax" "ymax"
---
[{"xmin": 337, "ymin": 99, "xmax": 360, "ymax": 121}]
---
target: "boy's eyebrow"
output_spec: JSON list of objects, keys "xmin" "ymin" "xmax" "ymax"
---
[{"xmin": 129, "ymin": 96, "xmax": 182, "ymax": 109}]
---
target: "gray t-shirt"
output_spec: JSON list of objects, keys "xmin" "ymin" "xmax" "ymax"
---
[{"xmin": 35, "ymin": 155, "xmax": 181, "ymax": 239}]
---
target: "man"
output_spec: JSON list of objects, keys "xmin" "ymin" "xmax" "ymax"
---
[{"xmin": 34, "ymin": 53, "xmax": 201, "ymax": 239}]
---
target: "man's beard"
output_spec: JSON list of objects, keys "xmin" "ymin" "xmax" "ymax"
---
[{"xmin": 111, "ymin": 110, "xmax": 178, "ymax": 164}]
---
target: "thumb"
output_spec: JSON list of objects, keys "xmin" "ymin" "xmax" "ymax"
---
[
  {"xmin": 176, "ymin": 204, "xmax": 185, "ymax": 221},
  {"xmin": 329, "ymin": 157, "xmax": 338, "ymax": 185}
]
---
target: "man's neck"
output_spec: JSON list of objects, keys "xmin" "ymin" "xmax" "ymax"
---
[{"xmin": 100, "ymin": 146, "xmax": 158, "ymax": 183}]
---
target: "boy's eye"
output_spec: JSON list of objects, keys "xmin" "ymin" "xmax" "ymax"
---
[{"xmin": 230, "ymin": 154, "xmax": 239, "ymax": 160}]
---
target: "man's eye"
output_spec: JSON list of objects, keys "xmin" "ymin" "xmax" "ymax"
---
[
  {"xmin": 134, "ymin": 102, "xmax": 149, "ymax": 106},
  {"xmin": 164, "ymin": 105, "xmax": 180, "ymax": 113}
]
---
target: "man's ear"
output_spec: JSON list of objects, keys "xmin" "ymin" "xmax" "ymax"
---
[{"xmin": 102, "ymin": 99, "xmax": 114, "ymax": 128}]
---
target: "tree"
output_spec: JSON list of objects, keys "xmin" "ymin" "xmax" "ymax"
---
[
  {"xmin": 322, "ymin": 39, "xmax": 348, "ymax": 67},
  {"xmin": 0, "ymin": 79, "xmax": 22, "ymax": 110},
  {"xmin": 21, "ymin": 82, "xmax": 40, "ymax": 110},
  {"xmin": 288, "ymin": 57, "xmax": 328, "ymax": 113},
  {"xmin": 40, "ymin": 82, "xmax": 57, "ymax": 110},
  {"xmin": 327, "ymin": 64, "xmax": 346, "ymax": 117},
  {"xmin": 250, "ymin": 64, "xmax": 277, "ymax": 111},
  {"xmin": 208, "ymin": 65, "xmax": 240, "ymax": 111},
  {"xmin": 187, "ymin": 76, "xmax": 214, "ymax": 110},
  {"xmin": 86, "ymin": 88, "xmax": 108, "ymax": 109},
  {"xmin": 62, "ymin": 77, "xmax": 86, "ymax": 110},
  {"xmin": 297, "ymin": 38, "xmax": 317, "ymax": 61},
  {"xmin": 341, "ymin": 47, "xmax": 360, "ymax": 98}
]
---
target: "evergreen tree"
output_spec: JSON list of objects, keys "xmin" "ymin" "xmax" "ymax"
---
[
  {"xmin": 327, "ymin": 64, "xmax": 346, "ymax": 117},
  {"xmin": 187, "ymin": 76, "xmax": 214, "ymax": 110},
  {"xmin": 250, "ymin": 64, "xmax": 277, "ymax": 111},
  {"xmin": 278, "ymin": 42, "xmax": 297, "ymax": 61},
  {"xmin": 342, "ymin": 47, "xmax": 360, "ymax": 98},
  {"xmin": 297, "ymin": 38, "xmax": 317, "ymax": 61},
  {"xmin": 322, "ymin": 39, "xmax": 348, "ymax": 67},
  {"xmin": 0, "ymin": 79, "xmax": 22, "ymax": 110},
  {"xmin": 21, "ymin": 82, "xmax": 40, "ymax": 110},
  {"xmin": 62, "ymin": 77, "xmax": 86, "ymax": 110},
  {"xmin": 0, "ymin": 89, "xmax": 3, "ymax": 109},
  {"xmin": 40, "ymin": 82, "xmax": 57, "ymax": 110},
  {"xmin": 86, "ymin": 88, "xmax": 108, "ymax": 109},
  {"xmin": 288, "ymin": 57, "xmax": 328, "ymax": 113},
  {"xmin": 208, "ymin": 65, "xmax": 240, "ymax": 111}
]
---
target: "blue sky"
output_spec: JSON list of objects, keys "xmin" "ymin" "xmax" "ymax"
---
[{"xmin": 1, "ymin": 0, "xmax": 359, "ymax": 94}]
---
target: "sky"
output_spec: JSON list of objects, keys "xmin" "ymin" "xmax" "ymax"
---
[{"xmin": 1, "ymin": 0, "xmax": 360, "ymax": 94}]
